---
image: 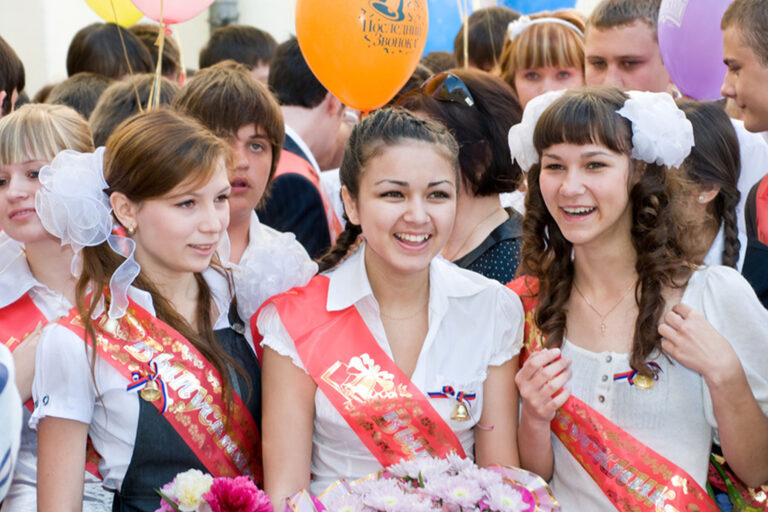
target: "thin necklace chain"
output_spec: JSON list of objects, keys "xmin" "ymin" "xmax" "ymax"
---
[{"xmin": 572, "ymin": 280, "xmax": 636, "ymax": 336}]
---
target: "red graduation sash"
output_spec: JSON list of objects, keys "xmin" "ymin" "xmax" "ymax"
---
[
  {"xmin": 58, "ymin": 295, "xmax": 263, "ymax": 485},
  {"xmin": 0, "ymin": 293, "xmax": 47, "ymax": 354},
  {"xmin": 263, "ymin": 275, "xmax": 465, "ymax": 467},
  {"xmin": 506, "ymin": 276, "xmax": 717, "ymax": 511},
  {"xmin": 1, "ymin": 294, "xmax": 47, "ymax": 415}
]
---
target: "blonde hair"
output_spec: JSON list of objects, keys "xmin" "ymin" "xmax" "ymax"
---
[
  {"xmin": 0, "ymin": 103, "xmax": 94, "ymax": 165},
  {"xmin": 498, "ymin": 10, "xmax": 586, "ymax": 93}
]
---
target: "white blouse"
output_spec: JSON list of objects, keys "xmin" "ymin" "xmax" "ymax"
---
[
  {"xmin": 29, "ymin": 270, "xmax": 233, "ymax": 493},
  {"xmin": 550, "ymin": 265, "xmax": 768, "ymax": 511},
  {"xmin": 258, "ymin": 245, "xmax": 524, "ymax": 494},
  {"xmin": 0, "ymin": 233, "xmax": 111, "ymax": 511},
  {"xmin": 226, "ymin": 211, "xmax": 317, "ymax": 345}
]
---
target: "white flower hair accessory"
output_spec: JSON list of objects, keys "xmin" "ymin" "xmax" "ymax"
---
[
  {"xmin": 35, "ymin": 147, "xmax": 140, "ymax": 319},
  {"xmin": 508, "ymin": 89, "xmax": 566, "ymax": 173},
  {"xmin": 507, "ymin": 15, "xmax": 584, "ymax": 42},
  {"xmin": 616, "ymin": 91, "xmax": 694, "ymax": 168}
]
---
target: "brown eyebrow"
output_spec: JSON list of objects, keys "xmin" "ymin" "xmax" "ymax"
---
[{"xmin": 374, "ymin": 179, "xmax": 408, "ymax": 186}]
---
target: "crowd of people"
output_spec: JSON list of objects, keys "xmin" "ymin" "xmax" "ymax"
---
[{"xmin": 1, "ymin": 0, "xmax": 767, "ymax": 511}]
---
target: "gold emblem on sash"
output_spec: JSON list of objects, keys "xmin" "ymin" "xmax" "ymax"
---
[{"xmin": 321, "ymin": 353, "xmax": 403, "ymax": 405}]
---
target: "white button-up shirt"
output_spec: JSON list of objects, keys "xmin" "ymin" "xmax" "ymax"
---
[{"xmin": 259, "ymin": 244, "xmax": 524, "ymax": 494}]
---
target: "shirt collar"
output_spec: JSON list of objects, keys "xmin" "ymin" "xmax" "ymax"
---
[
  {"xmin": 284, "ymin": 124, "xmax": 321, "ymax": 175},
  {"xmin": 325, "ymin": 243, "xmax": 488, "ymax": 312},
  {"xmin": 0, "ymin": 233, "xmax": 38, "ymax": 308}
]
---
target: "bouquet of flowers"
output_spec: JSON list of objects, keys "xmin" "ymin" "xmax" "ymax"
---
[
  {"xmin": 156, "ymin": 469, "xmax": 273, "ymax": 512},
  {"xmin": 286, "ymin": 453, "xmax": 560, "ymax": 512}
]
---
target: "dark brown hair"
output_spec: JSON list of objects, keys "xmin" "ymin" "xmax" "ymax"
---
[
  {"xmin": 397, "ymin": 68, "xmax": 523, "ymax": 196},
  {"xmin": 90, "ymin": 74, "xmax": 180, "ymax": 146},
  {"xmin": 66, "ymin": 23, "xmax": 154, "ymax": 79},
  {"xmin": 678, "ymin": 101, "xmax": 741, "ymax": 268},
  {"xmin": 453, "ymin": 6, "xmax": 521, "ymax": 70},
  {"xmin": 318, "ymin": 108, "xmax": 459, "ymax": 272},
  {"xmin": 172, "ymin": 60, "xmax": 284, "ymax": 184},
  {"xmin": 47, "ymin": 72, "xmax": 114, "ymax": 120},
  {"xmin": 0, "ymin": 35, "xmax": 24, "ymax": 116},
  {"xmin": 199, "ymin": 25, "xmax": 277, "ymax": 70},
  {"xmin": 130, "ymin": 24, "xmax": 182, "ymax": 80},
  {"xmin": 78, "ymin": 108, "xmax": 243, "ymax": 407},
  {"xmin": 521, "ymin": 86, "xmax": 693, "ymax": 376}
]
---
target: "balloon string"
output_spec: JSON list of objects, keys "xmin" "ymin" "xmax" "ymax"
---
[
  {"xmin": 147, "ymin": 0, "xmax": 166, "ymax": 109},
  {"xmin": 110, "ymin": 0, "xmax": 143, "ymax": 113},
  {"xmin": 457, "ymin": 0, "xmax": 469, "ymax": 68}
]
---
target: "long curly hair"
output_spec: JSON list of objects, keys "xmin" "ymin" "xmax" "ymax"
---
[{"xmin": 520, "ymin": 86, "xmax": 694, "ymax": 376}]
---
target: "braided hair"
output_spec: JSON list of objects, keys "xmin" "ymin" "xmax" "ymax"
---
[
  {"xmin": 317, "ymin": 108, "xmax": 459, "ymax": 272},
  {"xmin": 678, "ymin": 101, "xmax": 741, "ymax": 268}
]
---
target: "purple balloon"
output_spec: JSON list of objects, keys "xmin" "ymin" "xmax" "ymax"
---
[{"xmin": 658, "ymin": 0, "xmax": 730, "ymax": 101}]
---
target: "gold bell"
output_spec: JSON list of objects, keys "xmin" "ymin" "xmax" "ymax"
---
[
  {"xmin": 451, "ymin": 402, "xmax": 470, "ymax": 421},
  {"xmin": 140, "ymin": 380, "xmax": 162, "ymax": 402},
  {"xmin": 633, "ymin": 374, "xmax": 654, "ymax": 390}
]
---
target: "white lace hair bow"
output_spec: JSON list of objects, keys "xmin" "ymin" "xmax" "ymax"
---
[
  {"xmin": 616, "ymin": 91, "xmax": 694, "ymax": 168},
  {"xmin": 508, "ymin": 90, "xmax": 695, "ymax": 173},
  {"xmin": 35, "ymin": 148, "xmax": 140, "ymax": 319},
  {"xmin": 508, "ymin": 89, "xmax": 566, "ymax": 173},
  {"xmin": 507, "ymin": 15, "xmax": 584, "ymax": 42}
]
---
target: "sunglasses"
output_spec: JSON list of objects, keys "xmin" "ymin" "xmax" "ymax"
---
[{"xmin": 421, "ymin": 72, "xmax": 476, "ymax": 108}]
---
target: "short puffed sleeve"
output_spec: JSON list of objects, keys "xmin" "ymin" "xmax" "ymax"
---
[
  {"xmin": 30, "ymin": 324, "xmax": 96, "ymax": 429},
  {"xmin": 257, "ymin": 303, "xmax": 308, "ymax": 374},
  {"xmin": 488, "ymin": 284, "xmax": 525, "ymax": 367},
  {"xmin": 689, "ymin": 266, "xmax": 768, "ymax": 428}
]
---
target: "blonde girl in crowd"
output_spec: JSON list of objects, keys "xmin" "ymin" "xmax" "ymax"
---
[
  {"xmin": 0, "ymin": 104, "xmax": 111, "ymax": 510},
  {"xmin": 258, "ymin": 108, "xmax": 523, "ymax": 507},
  {"xmin": 509, "ymin": 87, "xmax": 768, "ymax": 511},
  {"xmin": 497, "ymin": 10, "xmax": 586, "ymax": 109},
  {"xmin": 32, "ymin": 109, "xmax": 262, "ymax": 512}
]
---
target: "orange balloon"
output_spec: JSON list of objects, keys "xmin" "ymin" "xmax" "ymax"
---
[{"xmin": 296, "ymin": 0, "xmax": 428, "ymax": 112}]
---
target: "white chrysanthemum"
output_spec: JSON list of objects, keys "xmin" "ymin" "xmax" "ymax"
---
[
  {"xmin": 616, "ymin": 90, "xmax": 694, "ymax": 168},
  {"xmin": 169, "ymin": 469, "xmax": 213, "ymax": 511},
  {"xmin": 486, "ymin": 483, "xmax": 526, "ymax": 512}
]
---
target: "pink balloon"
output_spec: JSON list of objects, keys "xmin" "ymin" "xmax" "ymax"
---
[
  {"xmin": 658, "ymin": 0, "xmax": 731, "ymax": 101},
  {"xmin": 129, "ymin": 0, "xmax": 213, "ymax": 24}
]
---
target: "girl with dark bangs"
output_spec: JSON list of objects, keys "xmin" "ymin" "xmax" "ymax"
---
[{"xmin": 508, "ymin": 87, "xmax": 768, "ymax": 511}]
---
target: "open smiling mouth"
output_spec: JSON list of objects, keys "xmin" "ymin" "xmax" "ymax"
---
[
  {"xmin": 394, "ymin": 233, "xmax": 432, "ymax": 243},
  {"xmin": 562, "ymin": 207, "xmax": 596, "ymax": 217}
]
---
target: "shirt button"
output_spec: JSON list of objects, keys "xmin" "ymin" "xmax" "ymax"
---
[
  {"xmin": 598, "ymin": 395, "xmax": 605, "ymax": 403},
  {"xmin": 605, "ymin": 355, "xmax": 613, "ymax": 363},
  {"xmin": 602, "ymin": 375, "xmax": 609, "ymax": 382}
]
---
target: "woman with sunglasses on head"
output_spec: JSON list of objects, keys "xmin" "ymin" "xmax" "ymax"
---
[
  {"xmin": 497, "ymin": 10, "xmax": 585, "ymax": 109},
  {"xmin": 508, "ymin": 87, "xmax": 768, "ymax": 511},
  {"xmin": 0, "ymin": 104, "xmax": 112, "ymax": 511},
  {"xmin": 398, "ymin": 69, "xmax": 525, "ymax": 283},
  {"xmin": 31, "ymin": 109, "xmax": 262, "ymax": 512},
  {"xmin": 258, "ymin": 108, "xmax": 523, "ymax": 507}
]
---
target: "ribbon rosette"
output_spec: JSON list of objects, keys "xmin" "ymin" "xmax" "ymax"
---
[{"xmin": 126, "ymin": 359, "xmax": 168, "ymax": 412}]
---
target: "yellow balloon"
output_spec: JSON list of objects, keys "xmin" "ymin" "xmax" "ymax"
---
[{"xmin": 85, "ymin": 0, "xmax": 144, "ymax": 27}]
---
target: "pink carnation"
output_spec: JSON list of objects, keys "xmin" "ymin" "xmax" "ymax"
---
[{"xmin": 202, "ymin": 476, "xmax": 273, "ymax": 512}]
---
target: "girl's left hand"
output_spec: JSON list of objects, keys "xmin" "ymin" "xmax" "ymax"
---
[{"xmin": 658, "ymin": 303, "xmax": 740, "ymax": 386}]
